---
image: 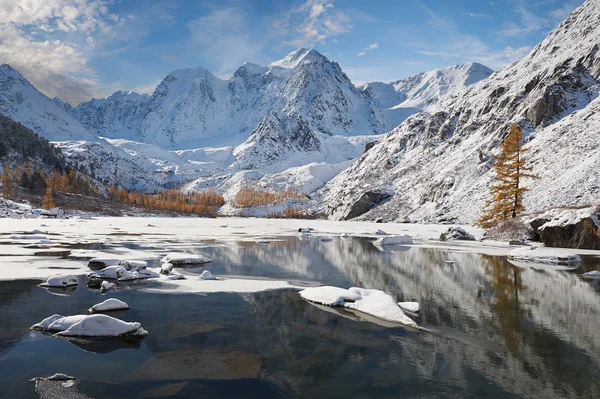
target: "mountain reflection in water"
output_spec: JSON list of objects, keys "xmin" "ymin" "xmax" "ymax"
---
[{"xmin": 0, "ymin": 237, "xmax": 598, "ymax": 398}]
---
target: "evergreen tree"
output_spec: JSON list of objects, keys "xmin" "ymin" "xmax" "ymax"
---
[
  {"xmin": 42, "ymin": 187, "xmax": 55, "ymax": 210},
  {"xmin": 2, "ymin": 165, "xmax": 14, "ymax": 199},
  {"xmin": 478, "ymin": 124, "xmax": 537, "ymax": 228}
]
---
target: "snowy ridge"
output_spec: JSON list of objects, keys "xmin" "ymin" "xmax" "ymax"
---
[
  {"xmin": 0, "ymin": 65, "xmax": 93, "ymax": 141},
  {"xmin": 323, "ymin": 0, "xmax": 600, "ymax": 223}
]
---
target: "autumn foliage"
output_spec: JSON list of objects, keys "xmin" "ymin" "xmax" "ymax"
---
[
  {"xmin": 2, "ymin": 165, "xmax": 14, "ymax": 199},
  {"xmin": 109, "ymin": 187, "xmax": 224, "ymax": 216},
  {"xmin": 234, "ymin": 187, "xmax": 302, "ymax": 208},
  {"xmin": 478, "ymin": 124, "xmax": 537, "ymax": 228},
  {"xmin": 42, "ymin": 187, "xmax": 55, "ymax": 210}
]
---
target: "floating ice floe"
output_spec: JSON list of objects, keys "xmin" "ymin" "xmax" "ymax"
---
[
  {"xmin": 101, "ymin": 281, "xmax": 115, "ymax": 291},
  {"xmin": 199, "ymin": 270, "xmax": 218, "ymax": 280},
  {"xmin": 398, "ymin": 302, "xmax": 420, "ymax": 313},
  {"xmin": 374, "ymin": 235, "xmax": 413, "ymax": 246},
  {"xmin": 31, "ymin": 314, "xmax": 148, "ymax": 337},
  {"xmin": 507, "ymin": 246, "xmax": 582, "ymax": 265},
  {"xmin": 39, "ymin": 275, "xmax": 78, "ymax": 288},
  {"xmin": 580, "ymin": 270, "xmax": 600, "ymax": 280},
  {"xmin": 161, "ymin": 253, "xmax": 212, "ymax": 265},
  {"xmin": 299, "ymin": 286, "xmax": 418, "ymax": 328},
  {"xmin": 89, "ymin": 298, "xmax": 130, "ymax": 313}
]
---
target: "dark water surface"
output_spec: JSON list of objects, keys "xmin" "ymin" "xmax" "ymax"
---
[{"xmin": 1, "ymin": 237, "xmax": 599, "ymax": 398}]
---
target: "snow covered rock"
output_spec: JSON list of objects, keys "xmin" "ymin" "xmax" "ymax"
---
[
  {"xmin": 373, "ymin": 229, "xmax": 388, "ymax": 235},
  {"xmin": 320, "ymin": 237, "xmax": 333, "ymax": 242},
  {"xmin": 160, "ymin": 262, "xmax": 174, "ymax": 275},
  {"xmin": 398, "ymin": 302, "xmax": 420, "ymax": 313},
  {"xmin": 440, "ymin": 227, "xmax": 476, "ymax": 241},
  {"xmin": 10, "ymin": 234, "xmax": 47, "ymax": 240},
  {"xmin": 120, "ymin": 260, "xmax": 148, "ymax": 272},
  {"xmin": 31, "ymin": 314, "xmax": 147, "ymax": 337},
  {"xmin": 89, "ymin": 298, "xmax": 130, "ymax": 313},
  {"xmin": 374, "ymin": 235, "xmax": 413, "ymax": 246},
  {"xmin": 538, "ymin": 207, "xmax": 600, "ymax": 249},
  {"xmin": 507, "ymin": 247, "xmax": 582, "ymax": 265},
  {"xmin": 39, "ymin": 275, "xmax": 78, "ymax": 288},
  {"xmin": 30, "ymin": 373, "xmax": 75, "ymax": 382},
  {"xmin": 580, "ymin": 270, "xmax": 600, "ymax": 280},
  {"xmin": 299, "ymin": 286, "xmax": 418, "ymax": 328},
  {"xmin": 199, "ymin": 270, "xmax": 218, "ymax": 280},
  {"xmin": 88, "ymin": 258, "xmax": 120, "ymax": 270},
  {"xmin": 89, "ymin": 266, "xmax": 127, "ymax": 280},
  {"xmin": 161, "ymin": 253, "xmax": 212, "ymax": 265},
  {"xmin": 101, "ymin": 281, "xmax": 115, "ymax": 291}
]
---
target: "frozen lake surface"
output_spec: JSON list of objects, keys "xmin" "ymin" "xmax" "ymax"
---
[{"xmin": 0, "ymin": 217, "xmax": 599, "ymax": 398}]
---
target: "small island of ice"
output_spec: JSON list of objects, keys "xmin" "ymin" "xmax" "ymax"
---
[{"xmin": 299, "ymin": 286, "xmax": 418, "ymax": 328}]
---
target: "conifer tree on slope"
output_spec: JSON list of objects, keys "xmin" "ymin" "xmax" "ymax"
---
[
  {"xmin": 42, "ymin": 187, "xmax": 55, "ymax": 210},
  {"xmin": 478, "ymin": 124, "xmax": 536, "ymax": 228},
  {"xmin": 2, "ymin": 165, "xmax": 14, "ymax": 200}
]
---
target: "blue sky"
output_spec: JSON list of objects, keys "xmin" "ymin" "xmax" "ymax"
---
[{"xmin": 0, "ymin": 0, "xmax": 584, "ymax": 104}]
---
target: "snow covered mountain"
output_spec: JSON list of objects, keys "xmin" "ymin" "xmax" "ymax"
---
[
  {"xmin": 71, "ymin": 49, "xmax": 392, "ymax": 149},
  {"xmin": 0, "ymin": 48, "xmax": 495, "ymax": 200},
  {"xmin": 0, "ymin": 65, "xmax": 93, "ymax": 141},
  {"xmin": 322, "ymin": 0, "xmax": 600, "ymax": 223},
  {"xmin": 361, "ymin": 62, "xmax": 493, "ymax": 127}
]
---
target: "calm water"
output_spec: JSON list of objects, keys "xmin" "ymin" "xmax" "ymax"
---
[{"xmin": 1, "ymin": 237, "xmax": 599, "ymax": 398}]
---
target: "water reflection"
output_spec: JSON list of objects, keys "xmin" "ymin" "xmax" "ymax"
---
[{"xmin": 0, "ymin": 237, "xmax": 598, "ymax": 398}]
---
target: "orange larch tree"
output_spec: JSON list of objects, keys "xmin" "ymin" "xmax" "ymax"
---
[{"xmin": 478, "ymin": 124, "xmax": 537, "ymax": 228}]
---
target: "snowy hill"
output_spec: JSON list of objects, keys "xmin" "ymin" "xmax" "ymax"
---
[
  {"xmin": 0, "ymin": 65, "xmax": 93, "ymax": 141},
  {"xmin": 322, "ymin": 0, "xmax": 600, "ymax": 223}
]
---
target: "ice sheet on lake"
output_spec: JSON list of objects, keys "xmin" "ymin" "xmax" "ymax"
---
[
  {"xmin": 143, "ymin": 276, "xmax": 300, "ymax": 294},
  {"xmin": 508, "ymin": 247, "xmax": 582, "ymax": 264},
  {"xmin": 161, "ymin": 253, "xmax": 212, "ymax": 265},
  {"xmin": 374, "ymin": 235, "xmax": 413, "ymax": 246},
  {"xmin": 299, "ymin": 286, "xmax": 418, "ymax": 328}
]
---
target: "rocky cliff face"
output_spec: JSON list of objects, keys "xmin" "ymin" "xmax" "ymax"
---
[{"xmin": 322, "ymin": 0, "xmax": 600, "ymax": 222}]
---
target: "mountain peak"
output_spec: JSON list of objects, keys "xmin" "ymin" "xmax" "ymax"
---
[{"xmin": 270, "ymin": 48, "xmax": 329, "ymax": 69}]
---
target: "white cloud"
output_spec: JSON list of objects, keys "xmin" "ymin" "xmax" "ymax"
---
[
  {"xmin": 357, "ymin": 43, "xmax": 379, "ymax": 57},
  {"xmin": 549, "ymin": 2, "xmax": 581, "ymax": 20},
  {"xmin": 273, "ymin": 0, "xmax": 351, "ymax": 48},
  {"xmin": 499, "ymin": 1, "xmax": 549, "ymax": 38},
  {"xmin": 187, "ymin": 8, "xmax": 265, "ymax": 77},
  {"xmin": 0, "ymin": 0, "xmax": 120, "ymax": 104}
]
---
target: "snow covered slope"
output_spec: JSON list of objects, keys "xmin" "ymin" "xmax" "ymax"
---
[
  {"xmin": 0, "ymin": 65, "xmax": 93, "ymax": 141},
  {"xmin": 322, "ymin": 0, "xmax": 600, "ymax": 223}
]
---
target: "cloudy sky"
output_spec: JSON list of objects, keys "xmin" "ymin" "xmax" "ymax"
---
[{"xmin": 0, "ymin": 0, "xmax": 583, "ymax": 104}]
